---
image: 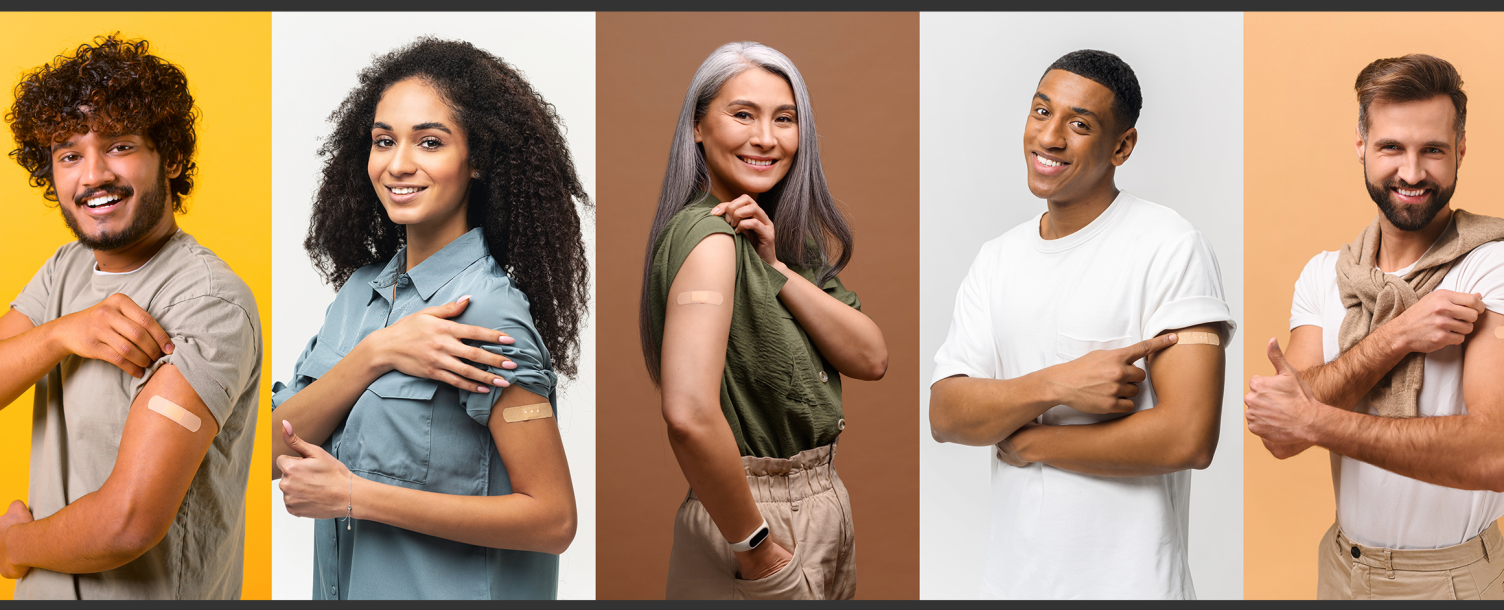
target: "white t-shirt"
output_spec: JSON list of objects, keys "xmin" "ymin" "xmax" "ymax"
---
[
  {"xmin": 931, "ymin": 192, "xmax": 1235, "ymax": 599},
  {"xmin": 1289, "ymin": 239, "xmax": 1504, "ymax": 550}
]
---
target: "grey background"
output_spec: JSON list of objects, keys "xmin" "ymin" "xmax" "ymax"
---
[
  {"xmin": 269, "ymin": 12, "xmax": 596, "ymax": 600},
  {"xmin": 918, "ymin": 12, "xmax": 1245, "ymax": 599}
]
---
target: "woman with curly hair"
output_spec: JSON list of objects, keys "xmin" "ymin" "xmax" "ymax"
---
[
  {"xmin": 269, "ymin": 38, "xmax": 589, "ymax": 600},
  {"xmin": 640, "ymin": 41, "xmax": 887, "ymax": 600}
]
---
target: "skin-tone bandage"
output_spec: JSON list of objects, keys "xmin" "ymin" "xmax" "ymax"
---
[
  {"xmin": 501, "ymin": 402, "xmax": 554, "ymax": 423},
  {"xmin": 148, "ymin": 395, "xmax": 202, "ymax": 432},
  {"xmin": 1495, "ymin": 327, "xmax": 1504, "ymax": 340},
  {"xmin": 676, "ymin": 291, "xmax": 724, "ymax": 306},
  {"xmin": 1176, "ymin": 332, "xmax": 1221, "ymax": 346}
]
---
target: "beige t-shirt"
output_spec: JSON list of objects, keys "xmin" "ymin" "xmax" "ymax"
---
[{"xmin": 9, "ymin": 231, "xmax": 260, "ymax": 599}]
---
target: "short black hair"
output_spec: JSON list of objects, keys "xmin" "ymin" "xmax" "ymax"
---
[{"xmin": 1041, "ymin": 49, "xmax": 1142, "ymax": 132}]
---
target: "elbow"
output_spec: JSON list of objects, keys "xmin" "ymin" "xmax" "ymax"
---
[
  {"xmin": 540, "ymin": 506, "xmax": 577, "ymax": 556},
  {"xmin": 1180, "ymin": 447, "xmax": 1216, "ymax": 471},
  {"xmin": 662, "ymin": 399, "xmax": 717, "ymax": 446},
  {"xmin": 1485, "ymin": 457, "xmax": 1504, "ymax": 494},
  {"xmin": 105, "ymin": 505, "xmax": 170, "ymax": 568}
]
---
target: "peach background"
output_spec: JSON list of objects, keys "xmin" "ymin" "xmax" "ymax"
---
[
  {"xmin": 0, "ymin": 13, "xmax": 272, "ymax": 599},
  {"xmin": 1244, "ymin": 12, "xmax": 1504, "ymax": 600},
  {"xmin": 594, "ymin": 12, "xmax": 920, "ymax": 600}
]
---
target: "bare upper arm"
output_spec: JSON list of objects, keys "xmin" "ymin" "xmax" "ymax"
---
[
  {"xmin": 1286, "ymin": 325, "xmax": 1326, "ymax": 372},
  {"xmin": 1145, "ymin": 322, "xmax": 1227, "ymax": 415},
  {"xmin": 1462, "ymin": 310, "xmax": 1504, "ymax": 419},
  {"xmin": 0, "ymin": 308, "xmax": 35, "ymax": 342},
  {"xmin": 660, "ymin": 233, "xmax": 735, "ymax": 420},
  {"xmin": 104, "ymin": 363, "xmax": 218, "ymax": 548},
  {"xmin": 486, "ymin": 386, "xmax": 573, "ymax": 498}
]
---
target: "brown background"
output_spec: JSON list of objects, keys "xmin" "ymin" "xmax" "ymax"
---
[
  {"xmin": 1243, "ymin": 13, "xmax": 1504, "ymax": 599},
  {"xmin": 594, "ymin": 12, "xmax": 920, "ymax": 600}
]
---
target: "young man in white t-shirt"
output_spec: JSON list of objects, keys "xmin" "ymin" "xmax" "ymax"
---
[
  {"xmin": 1245, "ymin": 54, "xmax": 1504, "ymax": 600},
  {"xmin": 929, "ymin": 49, "xmax": 1234, "ymax": 599}
]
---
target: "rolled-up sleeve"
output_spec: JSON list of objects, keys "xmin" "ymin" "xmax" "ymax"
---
[{"xmin": 461, "ymin": 320, "xmax": 557, "ymax": 427}]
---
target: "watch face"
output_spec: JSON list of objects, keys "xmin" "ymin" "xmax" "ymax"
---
[{"xmin": 749, "ymin": 526, "xmax": 770, "ymax": 549}]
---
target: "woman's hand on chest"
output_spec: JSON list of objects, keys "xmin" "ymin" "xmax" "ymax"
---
[{"xmin": 364, "ymin": 296, "xmax": 519, "ymax": 393}]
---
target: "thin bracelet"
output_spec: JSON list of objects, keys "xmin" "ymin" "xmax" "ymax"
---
[{"xmin": 345, "ymin": 471, "xmax": 353, "ymax": 530}]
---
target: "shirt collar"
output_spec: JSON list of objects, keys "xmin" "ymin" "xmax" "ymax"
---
[{"xmin": 369, "ymin": 227, "xmax": 488, "ymax": 301}]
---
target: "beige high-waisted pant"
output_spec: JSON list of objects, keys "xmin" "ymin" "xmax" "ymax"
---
[
  {"xmin": 665, "ymin": 443, "xmax": 857, "ymax": 600},
  {"xmin": 1318, "ymin": 520, "xmax": 1504, "ymax": 600}
]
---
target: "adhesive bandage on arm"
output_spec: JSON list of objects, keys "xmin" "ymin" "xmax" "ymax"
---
[
  {"xmin": 501, "ymin": 402, "xmax": 554, "ymax": 423},
  {"xmin": 1176, "ymin": 331, "xmax": 1221, "ymax": 346},
  {"xmin": 1495, "ymin": 326, "xmax": 1504, "ymax": 340},
  {"xmin": 148, "ymin": 395, "xmax": 202, "ymax": 432},
  {"xmin": 676, "ymin": 291, "xmax": 724, "ymax": 306}
]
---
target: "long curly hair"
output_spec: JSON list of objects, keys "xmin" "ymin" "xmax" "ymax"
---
[
  {"xmin": 7, "ymin": 33, "xmax": 197, "ymax": 211},
  {"xmin": 305, "ymin": 37, "xmax": 591, "ymax": 378}
]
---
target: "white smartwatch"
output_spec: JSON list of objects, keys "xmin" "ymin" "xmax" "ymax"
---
[{"xmin": 729, "ymin": 520, "xmax": 770, "ymax": 553}]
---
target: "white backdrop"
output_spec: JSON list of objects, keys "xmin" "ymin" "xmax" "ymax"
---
[
  {"xmin": 269, "ymin": 12, "xmax": 596, "ymax": 600},
  {"xmin": 918, "ymin": 12, "xmax": 1245, "ymax": 600}
]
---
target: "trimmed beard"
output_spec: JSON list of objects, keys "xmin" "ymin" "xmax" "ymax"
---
[
  {"xmin": 60, "ymin": 166, "xmax": 169, "ymax": 251},
  {"xmin": 1364, "ymin": 159, "xmax": 1455, "ymax": 232}
]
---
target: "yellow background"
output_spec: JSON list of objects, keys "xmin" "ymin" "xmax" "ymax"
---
[
  {"xmin": 1244, "ymin": 12, "xmax": 1504, "ymax": 599},
  {"xmin": 0, "ymin": 13, "xmax": 271, "ymax": 599}
]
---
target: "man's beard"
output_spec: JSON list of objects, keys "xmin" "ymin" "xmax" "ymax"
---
[
  {"xmin": 60, "ymin": 172, "xmax": 169, "ymax": 251},
  {"xmin": 1364, "ymin": 162, "xmax": 1455, "ymax": 232}
]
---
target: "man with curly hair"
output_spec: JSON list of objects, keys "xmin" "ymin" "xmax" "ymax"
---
[{"xmin": 0, "ymin": 35, "xmax": 260, "ymax": 599}]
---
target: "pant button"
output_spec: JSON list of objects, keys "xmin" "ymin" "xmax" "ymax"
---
[{"xmin": 1350, "ymin": 546, "xmax": 1361, "ymax": 559}]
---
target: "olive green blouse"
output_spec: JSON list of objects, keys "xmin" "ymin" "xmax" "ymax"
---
[{"xmin": 649, "ymin": 193, "xmax": 862, "ymax": 459}]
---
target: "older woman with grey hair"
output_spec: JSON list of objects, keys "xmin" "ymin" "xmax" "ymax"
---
[{"xmin": 638, "ymin": 41, "xmax": 888, "ymax": 600}]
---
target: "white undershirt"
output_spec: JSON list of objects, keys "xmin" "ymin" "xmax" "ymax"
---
[{"xmin": 1290, "ymin": 240, "xmax": 1504, "ymax": 549}]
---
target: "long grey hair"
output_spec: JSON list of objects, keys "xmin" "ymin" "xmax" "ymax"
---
[{"xmin": 639, "ymin": 41, "xmax": 855, "ymax": 385}]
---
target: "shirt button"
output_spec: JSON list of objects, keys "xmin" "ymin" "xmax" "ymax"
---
[
  {"xmin": 397, "ymin": 275, "xmax": 411, "ymax": 287},
  {"xmin": 818, "ymin": 370, "xmax": 829, "ymax": 383},
  {"xmin": 838, "ymin": 418, "xmax": 846, "ymax": 431},
  {"xmin": 1350, "ymin": 546, "xmax": 1361, "ymax": 559}
]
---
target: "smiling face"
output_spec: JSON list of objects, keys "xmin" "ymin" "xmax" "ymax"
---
[
  {"xmin": 1024, "ymin": 69, "xmax": 1134, "ymax": 205},
  {"xmin": 1358, "ymin": 95, "xmax": 1464, "ymax": 232},
  {"xmin": 369, "ymin": 78, "xmax": 474, "ymax": 230},
  {"xmin": 50, "ymin": 129, "xmax": 176, "ymax": 251},
  {"xmin": 694, "ymin": 67, "xmax": 799, "ymax": 202}
]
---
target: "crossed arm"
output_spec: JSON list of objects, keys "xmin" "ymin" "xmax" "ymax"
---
[
  {"xmin": 1246, "ymin": 308, "xmax": 1504, "ymax": 492},
  {"xmin": 930, "ymin": 323, "xmax": 1226, "ymax": 477},
  {"xmin": 273, "ymin": 300, "xmax": 576, "ymax": 554},
  {"xmin": 0, "ymin": 305, "xmax": 217, "ymax": 577}
]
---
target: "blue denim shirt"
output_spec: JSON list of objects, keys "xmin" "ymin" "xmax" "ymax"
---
[{"xmin": 271, "ymin": 228, "xmax": 560, "ymax": 599}]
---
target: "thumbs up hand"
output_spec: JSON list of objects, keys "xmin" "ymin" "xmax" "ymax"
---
[
  {"xmin": 1245, "ymin": 338, "xmax": 1324, "ymax": 445},
  {"xmin": 0, "ymin": 500, "xmax": 34, "ymax": 579},
  {"xmin": 276, "ymin": 421, "xmax": 353, "ymax": 520}
]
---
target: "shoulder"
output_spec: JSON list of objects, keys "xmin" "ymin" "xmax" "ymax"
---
[
  {"xmin": 976, "ymin": 215, "xmax": 1041, "ymax": 259},
  {"xmin": 1459, "ymin": 239, "xmax": 1504, "ymax": 267},
  {"xmin": 1115, "ymin": 193, "xmax": 1202, "ymax": 244},
  {"xmin": 453, "ymin": 255, "xmax": 542, "ymax": 332},
  {"xmin": 658, "ymin": 197, "xmax": 735, "ymax": 251},
  {"xmin": 153, "ymin": 233, "xmax": 259, "ymax": 327},
  {"xmin": 1299, "ymin": 250, "xmax": 1341, "ymax": 282}
]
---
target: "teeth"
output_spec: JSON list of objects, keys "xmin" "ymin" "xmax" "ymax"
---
[
  {"xmin": 1035, "ymin": 154, "xmax": 1064, "ymax": 168},
  {"xmin": 741, "ymin": 157, "xmax": 774, "ymax": 166},
  {"xmin": 390, "ymin": 187, "xmax": 423, "ymax": 195},
  {"xmin": 1397, "ymin": 188, "xmax": 1425, "ymax": 197},
  {"xmin": 85, "ymin": 195, "xmax": 121, "ymax": 208}
]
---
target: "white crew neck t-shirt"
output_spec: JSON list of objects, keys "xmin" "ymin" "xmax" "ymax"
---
[
  {"xmin": 1289, "ymin": 238, "xmax": 1504, "ymax": 550},
  {"xmin": 932, "ymin": 191, "xmax": 1236, "ymax": 599}
]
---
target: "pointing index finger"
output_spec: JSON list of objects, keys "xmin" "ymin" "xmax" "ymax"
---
[{"xmin": 1124, "ymin": 333, "xmax": 1179, "ymax": 363}]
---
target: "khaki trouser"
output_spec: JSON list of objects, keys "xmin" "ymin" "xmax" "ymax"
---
[
  {"xmin": 1318, "ymin": 521, "xmax": 1504, "ymax": 600},
  {"xmin": 665, "ymin": 443, "xmax": 857, "ymax": 600}
]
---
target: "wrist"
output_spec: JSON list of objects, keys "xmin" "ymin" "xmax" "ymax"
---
[
  {"xmin": 1300, "ymin": 402, "xmax": 1337, "ymax": 446},
  {"xmin": 349, "ymin": 474, "xmax": 375, "ymax": 523},
  {"xmin": 1012, "ymin": 426, "xmax": 1043, "ymax": 463},
  {"xmin": 349, "ymin": 337, "xmax": 391, "ymax": 377}
]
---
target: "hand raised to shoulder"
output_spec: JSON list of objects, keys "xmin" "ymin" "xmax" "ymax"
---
[
  {"xmin": 365, "ymin": 296, "xmax": 518, "ymax": 393},
  {"xmin": 52, "ymin": 293, "xmax": 173, "ymax": 378},
  {"xmin": 1382, "ymin": 290, "xmax": 1485, "ymax": 355},
  {"xmin": 713, "ymin": 195, "xmax": 778, "ymax": 267}
]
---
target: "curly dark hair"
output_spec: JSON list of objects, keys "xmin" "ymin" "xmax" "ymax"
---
[
  {"xmin": 7, "ymin": 33, "xmax": 197, "ymax": 211},
  {"xmin": 1042, "ymin": 49, "xmax": 1142, "ymax": 133},
  {"xmin": 305, "ymin": 37, "xmax": 591, "ymax": 378}
]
